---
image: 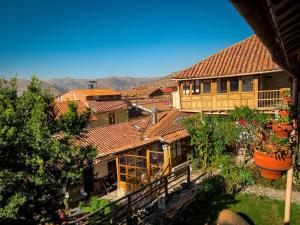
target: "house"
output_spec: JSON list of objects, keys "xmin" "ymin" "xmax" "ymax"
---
[
  {"xmin": 54, "ymin": 88, "xmax": 129, "ymax": 127},
  {"xmin": 78, "ymin": 109, "xmax": 191, "ymax": 197},
  {"xmin": 172, "ymin": 35, "xmax": 292, "ymax": 113},
  {"xmin": 121, "ymin": 87, "xmax": 167, "ymax": 100}
]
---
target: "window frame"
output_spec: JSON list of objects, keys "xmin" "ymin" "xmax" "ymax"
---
[
  {"xmin": 230, "ymin": 77, "xmax": 239, "ymax": 92},
  {"xmin": 203, "ymin": 80, "xmax": 211, "ymax": 93},
  {"xmin": 182, "ymin": 81, "xmax": 190, "ymax": 95},
  {"xmin": 192, "ymin": 80, "xmax": 200, "ymax": 95}
]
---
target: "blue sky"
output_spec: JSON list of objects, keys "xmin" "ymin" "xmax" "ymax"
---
[{"xmin": 0, "ymin": 0, "xmax": 253, "ymax": 80}]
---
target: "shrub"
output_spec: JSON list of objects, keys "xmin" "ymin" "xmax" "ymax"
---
[{"xmin": 79, "ymin": 197, "xmax": 114, "ymax": 215}]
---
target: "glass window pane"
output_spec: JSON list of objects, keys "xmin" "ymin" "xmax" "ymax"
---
[
  {"xmin": 136, "ymin": 148, "xmax": 146, "ymax": 156},
  {"xmin": 127, "ymin": 156, "xmax": 135, "ymax": 166},
  {"xmin": 242, "ymin": 76, "xmax": 253, "ymax": 92},
  {"xmin": 218, "ymin": 78, "xmax": 227, "ymax": 93},
  {"xmin": 120, "ymin": 166, "xmax": 126, "ymax": 174},
  {"xmin": 128, "ymin": 167, "xmax": 135, "ymax": 175},
  {"xmin": 183, "ymin": 81, "xmax": 190, "ymax": 95},
  {"xmin": 177, "ymin": 141, "xmax": 182, "ymax": 156},
  {"xmin": 192, "ymin": 80, "xmax": 200, "ymax": 94},
  {"xmin": 120, "ymin": 174, "xmax": 126, "ymax": 182},
  {"xmin": 119, "ymin": 156, "xmax": 126, "ymax": 165},
  {"xmin": 150, "ymin": 152, "xmax": 164, "ymax": 164},
  {"xmin": 136, "ymin": 157, "xmax": 146, "ymax": 167},
  {"xmin": 171, "ymin": 149, "xmax": 176, "ymax": 158},
  {"xmin": 203, "ymin": 81, "xmax": 211, "ymax": 93},
  {"xmin": 230, "ymin": 78, "xmax": 239, "ymax": 92}
]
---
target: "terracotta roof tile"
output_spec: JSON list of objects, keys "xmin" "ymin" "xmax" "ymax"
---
[
  {"xmin": 75, "ymin": 89, "xmax": 121, "ymax": 96},
  {"xmin": 77, "ymin": 110, "xmax": 191, "ymax": 157},
  {"xmin": 54, "ymin": 100, "xmax": 87, "ymax": 117},
  {"xmin": 173, "ymin": 35, "xmax": 281, "ymax": 80},
  {"xmin": 88, "ymin": 100, "xmax": 127, "ymax": 113}
]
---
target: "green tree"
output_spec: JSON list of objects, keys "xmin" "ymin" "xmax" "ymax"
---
[{"xmin": 0, "ymin": 76, "xmax": 96, "ymax": 224}]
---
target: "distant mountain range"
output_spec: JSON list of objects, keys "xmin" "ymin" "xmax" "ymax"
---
[{"xmin": 14, "ymin": 75, "xmax": 177, "ymax": 96}]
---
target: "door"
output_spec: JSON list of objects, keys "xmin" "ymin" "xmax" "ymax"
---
[{"xmin": 108, "ymin": 112, "xmax": 115, "ymax": 124}]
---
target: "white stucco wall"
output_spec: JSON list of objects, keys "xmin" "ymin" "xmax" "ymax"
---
[
  {"xmin": 93, "ymin": 162, "xmax": 108, "ymax": 178},
  {"xmin": 172, "ymin": 86, "xmax": 181, "ymax": 109}
]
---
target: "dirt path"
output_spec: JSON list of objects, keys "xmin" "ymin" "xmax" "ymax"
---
[{"xmin": 242, "ymin": 185, "xmax": 300, "ymax": 204}]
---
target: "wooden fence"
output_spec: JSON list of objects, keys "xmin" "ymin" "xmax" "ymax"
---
[{"xmin": 68, "ymin": 163, "xmax": 191, "ymax": 225}]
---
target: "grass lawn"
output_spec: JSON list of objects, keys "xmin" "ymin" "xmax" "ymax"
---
[{"xmin": 176, "ymin": 193, "xmax": 300, "ymax": 225}]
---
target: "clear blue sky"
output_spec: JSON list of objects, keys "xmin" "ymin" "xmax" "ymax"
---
[{"xmin": 0, "ymin": 0, "xmax": 253, "ymax": 80}]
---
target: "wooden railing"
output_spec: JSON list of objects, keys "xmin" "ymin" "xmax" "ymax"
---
[
  {"xmin": 257, "ymin": 88, "xmax": 290, "ymax": 109},
  {"xmin": 67, "ymin": 163, "xmax": 191, "ymax": 225}
]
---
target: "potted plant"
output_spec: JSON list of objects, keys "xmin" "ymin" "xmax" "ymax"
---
[
  {"xmin": 253, "ymin": 134, "xmax": 292, "ymax": 180},
  {"xmin": 282, "ymin": 89, "xmax": 292, "ymax": 103},
  {"xmin": 276, "ymin": 101, "xmax": 290, "ymax": 117},
  {"xmin": 272, "ymin": 117, "xmax": 293, "ymax": 138}
]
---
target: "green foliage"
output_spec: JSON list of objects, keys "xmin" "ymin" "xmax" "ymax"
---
[
  {"xmin": 79, "ymin": 197, "xmax": 114, "ymax": 215},
  {"xmin": 276, "ymin": 116, "xmax": 291, "ymax": 124},
  {"xmin": 210, "ymin": 154, "xmax": 255, "ymax": 194},
  {"xmin": 228, "ymin": 106, "xmax": 271, "ymax": 126},
  {"xmin": 0, "ymin": 76, "xmax": 97, "ymax": 224},
  {"xmin": 276, "ymin": 101, "xmax": 290, "ymax": 110},
  {"xmin": 58, "ymin": 101, "xmax": 91, "ymax": 135},
  {"xmin": 270, "ymin": 134, "xmax": 290, "ymax": 147},
  {"xmin": 182, "ymin": 114, "xmax": 238, "ymax": 168}
]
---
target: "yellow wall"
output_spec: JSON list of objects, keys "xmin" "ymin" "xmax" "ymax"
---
[
  {"xmin": 179, "ymin": 76, "xmax": 258, "ymax": 112},
  {"xmin": 260, "ymin": 71, "xmax": 292, "ymax": 90},
  {"xmin": 88, "ymin": 109, "xmax": 128, "ymax": 128}
]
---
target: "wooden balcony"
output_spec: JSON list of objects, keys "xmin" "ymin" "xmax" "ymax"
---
[{"xmin": 179, "ymin": 82, "xmax": 290, "ymax": 113}]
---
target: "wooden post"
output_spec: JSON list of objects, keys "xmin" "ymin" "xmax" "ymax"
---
[
  {"xmin": 126, "ymin": 194, "xmax": 132, "ymax": 225},
  {"xmin": 253, "ymin": 76, "xmax": 259, "ymax": 108},
  {"xmin": 164, "ymin": 176, "xmax": 168, "ymax": 197},
  {"xmin": 284, "ymin": 167, "xmax": 293, "ymax": 225},
  {"xmin": 116, "ymin": 156, "xmax": 120, "ymax": 190},
  {"xmin": 146, "ymin": 146, "xmax": 151, "ymax": 182},
  {"xmin": 187, "ymin": 164, "xmax": 191, "ymax": 184}
]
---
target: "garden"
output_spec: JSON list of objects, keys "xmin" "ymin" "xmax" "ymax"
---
[{"xmin": 178, "ymin": 103, "xmax": 300, "ymax": 224}]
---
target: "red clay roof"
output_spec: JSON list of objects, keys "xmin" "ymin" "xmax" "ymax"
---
[
  {"xmin": 77, "ymin": 110, "xmax": 190, "ymax": 157},
  {"xmin": 173, "ymin": 35, "xmax": 281, "ymax": 80},
  {"xmin": 54, "ymin": 100, "xmax": 87, "ymax": 117},
  {"xmin": 88, "ymin": 100, "xmax": 127, "ymax": 113},
  {"xmin": 74, "ymin": 89, "xmax": 121, "ymax": 96}
]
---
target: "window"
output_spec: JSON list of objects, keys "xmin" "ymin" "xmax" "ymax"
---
[
  {"xmin": 242, "ymin": 76, "xmax": 253, "ymax": 92},
  {"xmin": 192, "ymin": 80, "xmax": 200, "ymax": 94},
  {"xmin": 218, "ymin": 78, "xmax": 227, "ymax": 93},
  {"xmin": 203, "ymin": 81, "xmax": 211, "ymax": 93},
  {"xmin": 230, "ymin": 77, "xmax": 239, "ymax": 92},
  {"xmin": 183, "ymin": 81, "xmax": 190, "ymax": 95}
]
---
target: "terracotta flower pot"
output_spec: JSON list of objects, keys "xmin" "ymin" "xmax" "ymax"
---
[
  {"xmin": 278, "ymin": 110, "xmax": 289, "ymax": 118},
  {"xmin": 272, "ymin": 123, "xmax": 293, "ymax": 138},
  {"xmin": 254, "ymin": 149, "xmax": 292, "ymax": 180}
]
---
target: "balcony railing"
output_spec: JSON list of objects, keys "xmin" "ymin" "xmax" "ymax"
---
[{"xmin": 257, "ymin": 88, "xmax": 290, "ymax": 109}]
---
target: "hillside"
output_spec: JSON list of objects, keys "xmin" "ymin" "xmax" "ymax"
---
[
  {"xmin": 44, "ymin": 76, "xmax": 159, "ymax": 91},
  {"xmin": 17, "ymin": 79, "xmax": 66, "ymax": 96}
]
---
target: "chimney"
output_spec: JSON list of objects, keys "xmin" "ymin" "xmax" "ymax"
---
[{"xmin": 151, "ymin": 106, "xmax": 158, "ymax": 124}]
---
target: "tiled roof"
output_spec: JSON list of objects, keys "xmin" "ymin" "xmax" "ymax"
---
[
  {"xmin": 120, "ymin": 87, "xmax": 162, "ymax": 98},
  {"xmin": 54, "ymin": 100, "xmax": 87, "ymax": 117},
  {"xmin": 88, "ymin": 100, "xmax": 127, "ymax": 113},
  {"xmin": 135, "ymin": 99, "xmax": 173, "ymax": 112},
  {"xmin": 173, "ymin": 35, "xmax": 281, "ymax": 80},
  {"xmin": 75, "ymin": 89, "xmax": 121, "ymax": 96},
  {"xmin": 77, "ymin": 110, "xmax": 190, "ymax": 157}
]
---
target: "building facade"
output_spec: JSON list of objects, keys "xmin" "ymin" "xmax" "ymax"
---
[{"xmin": 172, "ymin": 35, "xmax": 292, "ymax": 113}]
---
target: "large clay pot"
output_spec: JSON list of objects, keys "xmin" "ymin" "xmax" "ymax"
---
[
  {"xmin": 272, "ymin": 123, "xmax": 293, "ymax": 138},
  {"xmin": 254, "ymin": 149, "xmax": 292, "ymax": 180},
  {"xmin": 278, "ymin": 110, "xmax": 289, "ymax": 118}
]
